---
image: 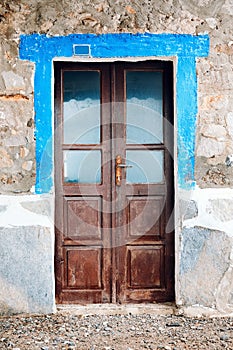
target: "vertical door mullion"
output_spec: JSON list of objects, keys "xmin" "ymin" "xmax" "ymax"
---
[
  {"xmin": 100, "ymin": 64, "xmax": 113, "ymax": 302},
  {"xmin": 111, "ymin": 63, "xmax": 128, "ymax": 302}
]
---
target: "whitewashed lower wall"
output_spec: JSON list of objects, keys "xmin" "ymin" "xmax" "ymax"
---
[{"xmin": 0, "ymin": 195, "xmax": 55, "ymax": 315}]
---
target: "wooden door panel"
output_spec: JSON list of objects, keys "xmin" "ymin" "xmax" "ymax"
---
[
  {"xmin": 60, "ymin": 244, "xmax": 111, "ymax": 303},
  {"xmin": 66, "ymin": 247, "xmax": 103, "ymax": 289},
  {"xmin": 64, "ymin": 196, "xmax": 102, "ymax": 240},
  {"xmin": 127, "ymin": 246, "xmax": 165, "ymax": 289},
  {"xmin": 127, "ymin": 196, "xmax": 165, "ymax": 239}
]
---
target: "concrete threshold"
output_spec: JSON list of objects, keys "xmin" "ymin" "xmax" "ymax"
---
[{"xmin": 56, "ymin": 303, "xmax": 176, "ymax": 316}]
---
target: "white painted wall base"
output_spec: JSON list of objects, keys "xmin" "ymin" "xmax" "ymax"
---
[{"xmin": 0, "ymin": 194, "xmax": 55, "ymax": 315}]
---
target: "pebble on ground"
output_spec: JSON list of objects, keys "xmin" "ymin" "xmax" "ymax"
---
[{"xmin": 0, "ymin": 313, "xmax": 233, "ymax": 349}]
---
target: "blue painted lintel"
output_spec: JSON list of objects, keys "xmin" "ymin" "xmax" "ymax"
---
[{"xmin": 19, "ymin": 33, "xmax": 209, "ymax": 194}]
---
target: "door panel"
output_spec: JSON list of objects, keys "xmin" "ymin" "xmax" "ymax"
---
[
  {"xmin": 127, "ymin": 246, "xmax": 164, "ymax": 288},
  {"xmin": 64, "ymin": 197, "xmax": 102, "ymax": 240},
  {"xmin": 66, "ymin": 247, "xmax": 102, "ymax": 289},
  {"xmin": 55, "ymin": 61, "xmax": 174, "ymax": 304},
  {"xmin": 127, "ymin": 196, "xmax": 165, "ymax": 238}
]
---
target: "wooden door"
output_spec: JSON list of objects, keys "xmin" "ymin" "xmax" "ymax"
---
[{"xmin": 54, "ymin": 61, "xmax": 174, "ymax": 304}]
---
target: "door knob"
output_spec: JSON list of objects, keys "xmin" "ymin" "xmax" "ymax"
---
[{"xmin": 115, "ymin": 155, "xmax": 132, "ymax": 186}]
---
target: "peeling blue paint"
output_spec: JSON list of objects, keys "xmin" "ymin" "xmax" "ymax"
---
[
  {"xmin": 177, "ymin": 56, "xmax": 198, "ymax": 187},
  {"xmin": 19, "ymin": 33, "xmax": 209, "ymax": 194}
]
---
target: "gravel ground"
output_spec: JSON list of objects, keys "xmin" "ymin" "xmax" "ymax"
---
[{"xmin": 0, "ymin": 312, "xmax": 233, "ymax": 350}]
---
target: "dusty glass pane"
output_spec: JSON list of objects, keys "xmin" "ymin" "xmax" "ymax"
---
[
  {"xmin": 126, "ymin": 150, "xmax": 164, "ymax": 183},
  {"xmin": 126, "ymin": 71, "xmax": 163, "ymax": 144},
  {"xmin": 63, "ymin": 71, "xmax": 100, "ymax": 144},
  {"xmin": 64, "ymin": 150, "xmax": 101, "ymax": 183}
]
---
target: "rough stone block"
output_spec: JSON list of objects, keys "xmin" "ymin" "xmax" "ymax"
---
[
  {"xmin": 2, "ymin": 71, "xmax": 26, "ymax": 92},
  {"xmin": 179, "ymin": 226, "xmax": 233, "ymax": 309},
  {"xmin": 196, "ymin": 136, "xmax": 226, "ymax": 158},
  {"xmin": 180, "ymin": 0, "xmax": 225, "ymax": 17},
  {"xmin": 207, "ymin": 155, "xmax": 226, "ymax": 165},
  {"xmin": 0, "ymin": 226, "xmax": 55, "ymax": 315},
  {"xmin": 0, "ymin": 148, "xmax": 13, "ymax": 168},
  {"xmin": 201, "ymin": 124, "xmax": 227, "ymax": 141},
  {"xmin": 180, "ymin": 199, "xmax": 198, "ymax": 220},
  {"xmin": 195, "ymin": 158, "xmax": 233, "ymax": 188}
]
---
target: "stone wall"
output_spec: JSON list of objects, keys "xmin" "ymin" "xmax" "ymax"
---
[
  {"xmin": 0, "ymin": 0, "xmax": 233, "ymax": 190},
  {"xmin": 0, "ymin": 0, "xmax": 233, "ymax": 315},
  {"xmin": 178, "ymin": 188, "xmax": 233, "ymax": 315}
]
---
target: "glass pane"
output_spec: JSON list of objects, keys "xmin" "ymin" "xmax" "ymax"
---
[
  {"xmin": 64, "ymin": 150, "xmax": 101, "ymax": 183},
  {"xmin": 126, "ymin": 150, "xmax": 164, "ymax": 183},
  {"xmin": 126, "ymin": 71, "xmax": 163, "ymax": 144},
  {"xmin": 63, "ymin": 71, "xmax": 100, "ymax": 144}
]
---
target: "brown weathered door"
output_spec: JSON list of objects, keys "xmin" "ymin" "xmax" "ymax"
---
[{"xmin": 54, "ymin": 61, "xmax": 174, "ymax": 304}]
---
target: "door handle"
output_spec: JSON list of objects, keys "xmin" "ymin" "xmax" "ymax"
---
[
  {"xmin": 115, "ymin": 155, "xmax": 132, "ymax": 186},
  {"xmin": 117, "ymin": 164, "xmax": 133, "ymax": 168}
]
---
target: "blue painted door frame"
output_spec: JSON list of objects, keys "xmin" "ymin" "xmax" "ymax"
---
[{"xmin": 19, "ymin": 33, "xmax": 209, "ymax": 193}]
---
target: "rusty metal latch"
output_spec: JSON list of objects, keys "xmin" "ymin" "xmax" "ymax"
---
[{"xmin": 115, "ymin": 155, "xmax": 132, "ymax": 186}]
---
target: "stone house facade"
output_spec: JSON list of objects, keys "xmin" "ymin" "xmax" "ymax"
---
[{"xmin": 0, "ymin": 0, "xmax": 233, "ymax": 315}]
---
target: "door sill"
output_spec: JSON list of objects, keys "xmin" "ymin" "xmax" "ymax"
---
[{"xmin": 56, "ymin": 303, "xmax": 176, "ymax": 316}]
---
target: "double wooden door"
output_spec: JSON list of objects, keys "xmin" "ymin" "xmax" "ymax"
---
[{"xmin": 55, "ymin": 61, "xmax": 174, "ymax": 304}]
